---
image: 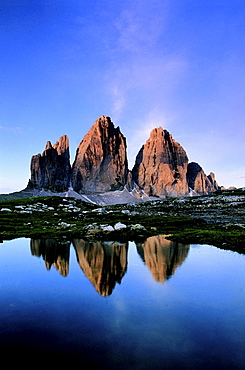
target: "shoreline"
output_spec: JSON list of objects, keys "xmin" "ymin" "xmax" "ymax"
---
[{"xmin": 1, "ymin": 189, "xmax": 245, "ymax": 255}]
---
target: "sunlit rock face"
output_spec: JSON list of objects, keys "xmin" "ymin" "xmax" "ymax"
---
[
  {"xmin": 28, "ymin": 135, "xmax": 71, "ymax": 192},
  {"xmin": 136, "ymin": 235, "xmax": 190, "ymax": 283},
  {"xmin": 132, "ymin": 127, "xmax": 189, "ymax": 197},
  {"xmin": 26, "ymin": 116, "xmax": 219, "ymax": 199},
  {"xmin": 72, "ymin": 239, "xmax": 128, "ymax": 296},
  {"xmin": 71, "ymin": 116, "xmax": 128, "ymax": 193},
  {"xmin": 30, "ymin": 239, "xmax": 70, "ymax": 277},
  {"xmin": 187, "ymin": 162, "xmax": 218, "ymax": 195}
]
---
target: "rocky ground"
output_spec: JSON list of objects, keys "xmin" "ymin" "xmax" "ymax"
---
[
  {"xmin": 0, "ymin": 188, "xmax": 245, "ymax": 254},
  {"xmin": 0, "ymin": 187, "xmax": 155, "ymax": 204}
]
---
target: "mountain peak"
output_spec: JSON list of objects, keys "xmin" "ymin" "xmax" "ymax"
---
[
  {"xmin": 27, "ymin": 116, "xmax": 218, "ymax": 198},
  {"xmin": 132, "ymin": 126, "xmax": 189, "ymax": 197},
  {"xmin": 71, "ymin": 116, "xmax": 128, "ymax": 192},
  {"xmin": 29, "ymin": 135, "xmax": 71, "ymax": 192}
]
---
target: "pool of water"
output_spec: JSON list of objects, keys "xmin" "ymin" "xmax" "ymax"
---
[{"xmin": 0, "ymin": 236, "xmax": 244, "ymax": 369}]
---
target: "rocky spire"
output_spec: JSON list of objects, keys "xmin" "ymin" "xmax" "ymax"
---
[
  {"xmin": 71, "ymin": 116, "xmax": 128, "ymax": 193},
  {"xmin": 28, "ymin": 135, "xmax": 71, "ymax": 192},
  {"xmin": 132, "ymin": 127, "xmax": 189, "ymax": 197},
  {"xmin": 207, "ymin": 172, "xmax": 219, "ymax": 192},
  {"xmin": 27, "ymin": 116, "xmax": 219, "ymax": 198},
  {"xmin": 187, "ymin": 162, "xmax": 218, "ymax": 194}
]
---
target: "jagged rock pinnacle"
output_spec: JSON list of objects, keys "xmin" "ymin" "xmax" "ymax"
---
[
  {"xmin": 132, "ymin": 127, "xmax": 189, "ymax": 197},
  {"xmin": 71, "ymin": 116, "xmax": 128, "ymax": 193},
  {"xmin": 28, "ymin": 135, "xmax": 71, "ymax": 192},
  {"xmin": 27, "ymin": 116, "xmax": 218, "ymax": 198}
]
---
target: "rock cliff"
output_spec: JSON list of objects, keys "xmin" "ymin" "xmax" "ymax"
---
[
  {"xmin": 207, "ymin": 172, "xmax": 219, "ymax": 192},
  {"xmin": 27, "ymin": 116, "xmax": 218, "ymax": 199},
  {"xmin": 187, "ymin": 162, "xmax": 218, "ymax": 194},
  {"xmin": 132, "ymin": 127, "xmax": 189, "ymax": 197},
  {"xmin": 71, "ymin": 116, "xmax": 128, "ymax": 193},
  {"xmin": 28, "ymin": 135, "xmax": 71, "ymax": 192}
]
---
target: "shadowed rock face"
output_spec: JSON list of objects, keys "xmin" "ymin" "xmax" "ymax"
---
[
  {"xmin": 132, "ymin": 127, "xmax": 189, "ymax": 197},
  {"xmin": 71, "ymin": 116, "xmax": 128, "ymax": 193},
  {"xmin": 29, "ymin": 135, "xmax": 71, "ymax": 192},
  {"xmin": 207, "ymin": 172, "xmax": 219, "ymax": 192},
  {"xmin": 187, "ymin": 162, "xmax": 219, "ymax": 194}
]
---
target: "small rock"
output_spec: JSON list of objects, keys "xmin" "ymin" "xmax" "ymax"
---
[
  {"xmin": 130, "ymin": 224, "xmax": 147, "ymax": 231},
  {"xmin": 84, "ymin": 223, "xmax": 100, "ymax": 231},
  {"xmin": 58, "ymin": 222, "xmax": 70, "ymax": 229},
  {"xmin": 101, "ymin": 225, "xmax": 114, "ymax": 232},
  {"xmin": 92, "ymin": 208, "xmax": 106, "ymax": 213},
  {"xmin": 114, "ymin": 222, "xmax": 127, "ymax": 230},
  {"xmin": 1, "ymin": 208, "xmax": 12, "ymax": 212}
]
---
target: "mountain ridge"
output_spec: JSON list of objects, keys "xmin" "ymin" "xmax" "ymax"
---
[{"xmin": 26, "ymin": 115, "xmax": 218, "ymax": 201}]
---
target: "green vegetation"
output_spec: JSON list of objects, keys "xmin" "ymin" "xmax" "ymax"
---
[
  {"xmin": 168, "ymin": 226, "xmax": 245, "ymax": 254},
  {"xmin": 0, "ymin": 196, "xmax": 96, "ymax": 239},
  {"xmin": 0, "ymin": 193, "xmax": 245, "ymax": 254}
]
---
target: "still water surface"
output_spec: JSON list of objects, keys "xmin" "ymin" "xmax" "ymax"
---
[{"xmin": 0, "ymin": 236, "xmax": 244, "ymax": 369}]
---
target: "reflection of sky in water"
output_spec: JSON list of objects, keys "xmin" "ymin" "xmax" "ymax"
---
[{"xmin": 0, "ymin": 238, "xmax": 244, "ymax": 369}]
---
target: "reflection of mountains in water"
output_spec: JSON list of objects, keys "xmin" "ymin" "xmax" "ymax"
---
[
  {"xmin": 73, "ymin": 239, "xmax": 128, "ymax": 297},
  {"xmin": 137, "ymin": 235, "xmax": 190, "ymax": 283},
  {"xmin": 30, "ymin": 235, "xmax": 190, "ymax": 295},
  {"xmin": 30, "ymin": 238, "xmax": 128, "ymax": 296},
  {"xmin": 31, "ymin": 239, "xmax": 70, "ymax": 277}
]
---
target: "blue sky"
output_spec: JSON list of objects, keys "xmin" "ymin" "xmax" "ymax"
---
[{"xmin": 1, "ymin": 0, "xmax": 245, "ymax": 193}]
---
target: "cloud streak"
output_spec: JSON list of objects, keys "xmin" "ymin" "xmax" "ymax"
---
[
  {"xmin": 0, "ymin": 126, "xmax": 22, "ymax": 134},
  {"xmin": 101, "ymin": 1, "xmax": 187, "ymax": 127},
  {"xmin": 114, "ymin": 3, "xmax": 166, "ymax": 53}
]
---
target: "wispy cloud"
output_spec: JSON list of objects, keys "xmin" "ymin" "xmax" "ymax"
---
[
  {"xmin": 114, "ymin": 4, "xmax": 166, "ymax": 53},
  {"xmin": 110, "ymin": 85, "xmax": 126, "ymax": 116},
  {"xmin": 102, "ymin": 1, "xmax": 187, "ymax": 123},
  {"xmin": 0, "ymin": 126, "xmax": 22, "ymax": 134}
]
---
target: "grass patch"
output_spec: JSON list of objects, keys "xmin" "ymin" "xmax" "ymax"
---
[
  {"xmin": 0, "ymin": 194, "xmax": 245, "ymax": 254},
  {"xmin": 168, "ymin": 225, "xmax": 245, "ymax": 254}
]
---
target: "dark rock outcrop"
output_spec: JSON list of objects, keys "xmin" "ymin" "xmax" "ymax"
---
[
  {"xmin": 71, "ymin": 116, "xmax": 128, "ymax": 193},
  {"xmin": 132, "ymin": 127, "xmax": 189, "ymax": 197},
  {"xmin": 187, "ymin": 162, "xmax": 218, "ymax": 194},
  {"xmin": 28, "ymin": 135, "xmax": 71, "ymax": 192},
  {"xmin": 207, "ymin": 172, "xmax": 219, "ymax": 192}
]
